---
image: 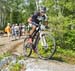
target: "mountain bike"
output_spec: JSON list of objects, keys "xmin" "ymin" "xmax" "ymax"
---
[{"xmin": 23, "ymin": 24, "xmax": 56, "ymax": 59}]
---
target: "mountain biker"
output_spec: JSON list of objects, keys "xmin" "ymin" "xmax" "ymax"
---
[{"xmin": 27, "ymin": 8, "xmax": 48, "ymax": 38}]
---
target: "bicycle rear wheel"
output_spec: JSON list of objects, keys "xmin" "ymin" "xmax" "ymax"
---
[
  {"xmin": 37, "ymin": 32, "xmax": 56, "ymax": 59},
  {"xmin": 23, "ymin": 36, "xmax": 32, "ymax": 57}
]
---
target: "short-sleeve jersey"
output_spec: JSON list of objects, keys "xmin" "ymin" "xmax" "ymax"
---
[{"xmin": 32, "ymin": 12, "xmax": 47, "ymax": 24}]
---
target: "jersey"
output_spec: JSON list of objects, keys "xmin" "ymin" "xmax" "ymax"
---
[{"xmin": 31, "ymin": 12, "xmax": 48, "ymax": 25}]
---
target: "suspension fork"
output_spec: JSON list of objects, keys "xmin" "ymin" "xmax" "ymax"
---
[{"xmin": 40, "ymin": 33, "xmax": 48, "ymax": 47}]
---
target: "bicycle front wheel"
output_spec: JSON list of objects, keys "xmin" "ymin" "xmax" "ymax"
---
[{"xmin": 37, "ymin": 32, "xmax": 56, "ymax": 59}]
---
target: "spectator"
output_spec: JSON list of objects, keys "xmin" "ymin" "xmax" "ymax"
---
[
  {"xmin": 14, "ymin": 24, "xmax": 19, "ymax": 39},
  {"xmin": 19, "ymin": 24, "xmax": 22, "ymax": 37},
  {"xmin": 11, "ymin": 24, "xmax": 15, "ymax": 38},
  {"xmin": 22, "ymin": 24, "xmax": 25, "ymax": 35},
  {"xmin": 5, "ymin": 23, "xmax": 11, "ymax": 40}
]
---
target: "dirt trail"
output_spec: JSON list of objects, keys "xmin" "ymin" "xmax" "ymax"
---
[{"xmin": 0, "ymin": 36, "xmax": 24, "ymax": 55}]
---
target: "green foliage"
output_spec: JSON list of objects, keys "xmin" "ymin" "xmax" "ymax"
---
[
  {"xmin": 57, "ymin": 47, "xmax": 75, "ymax": 57},
  {"xmin": 43, "ymin": 0, "xmax": 75, "ymax": 51},
  {"xmin": 0, "ymin": 0, "xmax": 36, "ymax": 26},
  {"xmin": 54, "ymin": 47, "xmax": 75, "ymax": 64},
  {"xmin": 63, "ymin": 30, "xmax": 75, "ymax": 50},
  {"xmin": 10, "ymin": 63, "xmax": 22, "ymax": 71},
  {"xmin": 0, "ymin": 52, "xmax": 11, "ymax": 60}
]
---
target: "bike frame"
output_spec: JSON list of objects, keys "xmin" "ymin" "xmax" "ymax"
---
[{"xmin": 32, "ymin": 24, "xmax": 48, "ymax": 49}]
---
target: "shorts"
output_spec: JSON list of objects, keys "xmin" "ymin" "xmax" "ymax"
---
[{"xmin": 32, "ymin": 22, "xmax": 39, "ymax": 27}]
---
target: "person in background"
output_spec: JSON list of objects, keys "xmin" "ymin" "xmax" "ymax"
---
[
  {"xmin": 22, "ymin": 24, "xmax": 25, "ymax": 36},
  {"xmin": 14, "ymin": 24, "xmax": 19, "ymax": 39},
  {"xmin": 5, "ymin": 23, "xmax": 11, "ymax": 40},
  {"xmin": 11, "ymin": 24, "xmax": 15, "ymax": 39},
  {"xmin": 19, "ymin": 24, "xmax": 22, "ymax": 38}
]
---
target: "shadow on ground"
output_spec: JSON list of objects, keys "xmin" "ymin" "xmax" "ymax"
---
[{"xmin": 0, "ymin": 44, "xmax": 5, "ymax": 47}]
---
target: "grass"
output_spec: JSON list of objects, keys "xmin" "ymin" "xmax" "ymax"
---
[
  {"xmin": 0, "ymin": 52, "xmax": 12, "ymax": 60},
  {"xmin": 10, "ymin": 63, "xmax": 22, "ymax": 71},
  {"xmin": 53, "ymin": 47, "xmax": 75, "ymax": 64}
]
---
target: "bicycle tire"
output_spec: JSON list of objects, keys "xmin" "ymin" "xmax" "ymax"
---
[
  {"xmin": 37, "ymin": 32, "xmax": 56, "ymax": 59},
  {"xmin": 23, "ymin": 36, "xmax": 32, "ymax": 57}
]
